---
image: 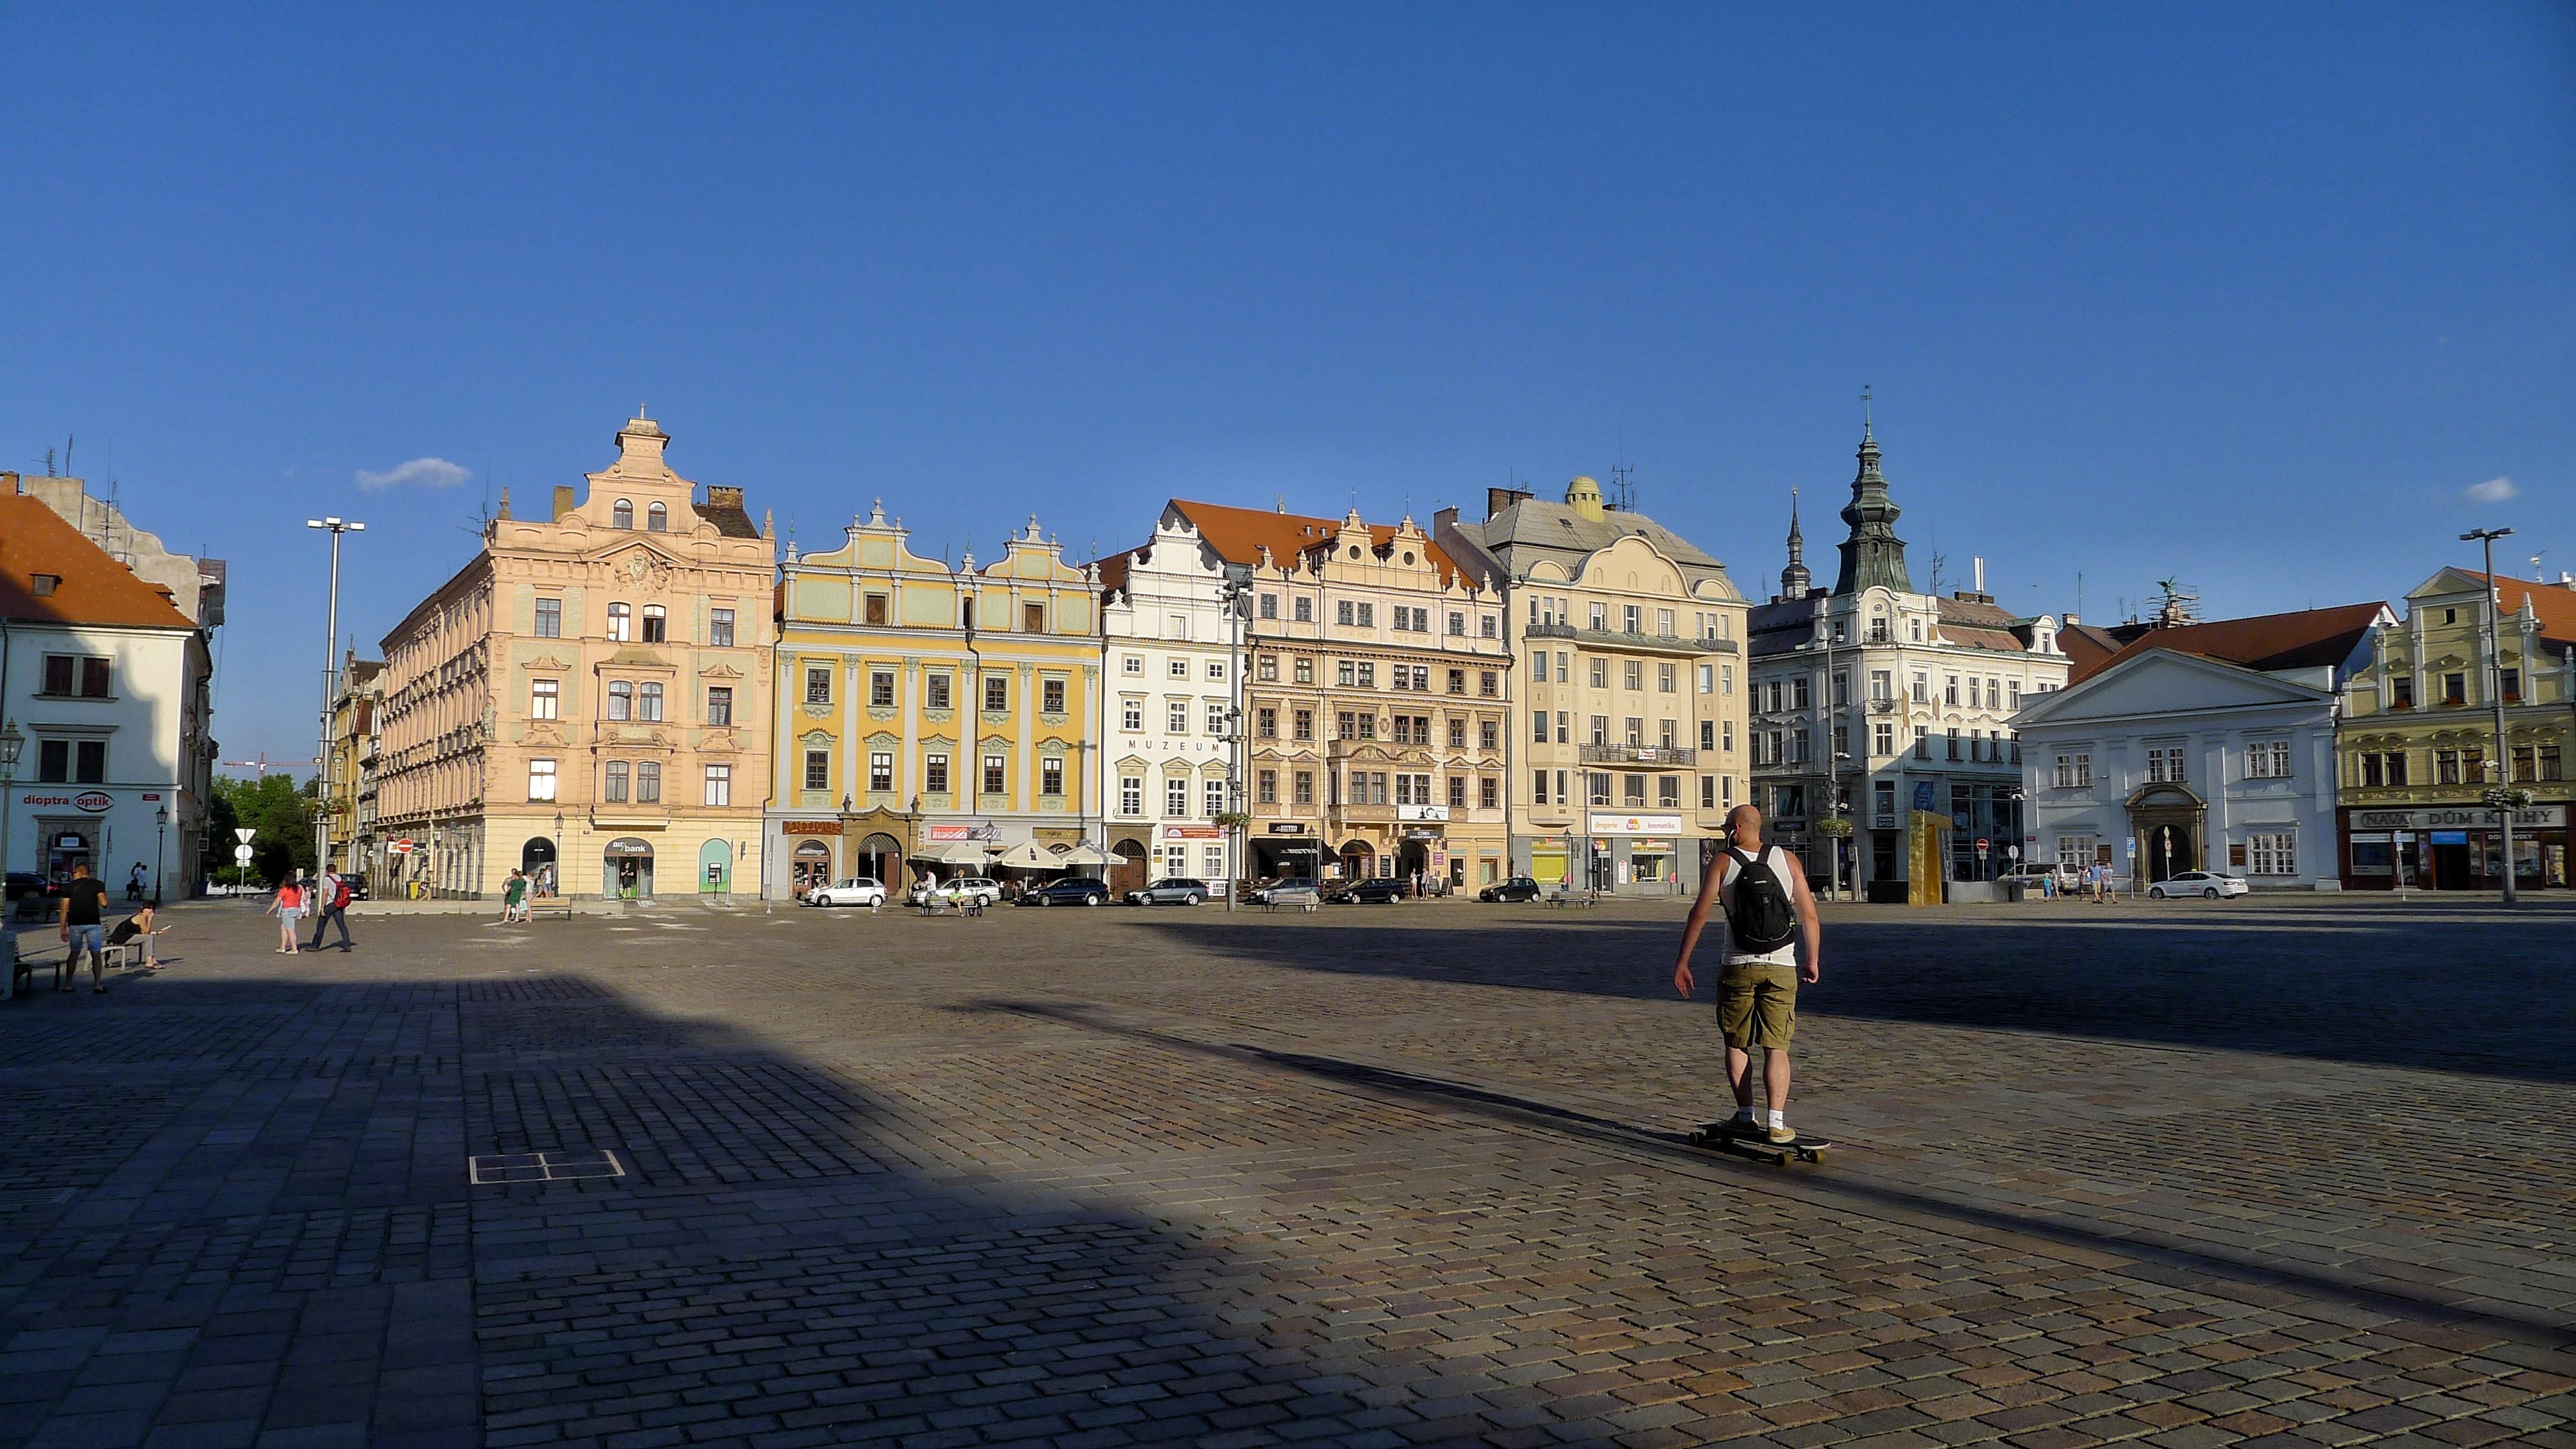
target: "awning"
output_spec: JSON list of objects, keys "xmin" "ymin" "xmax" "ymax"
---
[{"xmin": 991, "ymin": 841, "xmax": 1060, "ymax": 870}]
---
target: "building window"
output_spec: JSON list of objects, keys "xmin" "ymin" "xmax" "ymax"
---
[
  {"xmin": 1700, "ymin": 720, "xmax": 1715, "ymax": 752},
  {"xmin": 2436, "ymin": 748, "xmax": 2460, "ymax": 785},
  {"xmin": 1448, "ymin": 718, "xmax": 1467, "ymax": 749},
  {"xmin": 2054, "ymin": 752, "xmax": 2092, "ymax": 788},
  {"xmin": 1872, "ymin": 722, "xmax": 1892, "ymax": 756},
  {"xmin": 608, "ymin": 682, "xmax": 634, "ymax": 721},
  {"xmin": 984, "ymin": 756, "xmax": 1006, "ymax": 795},
  {"xmin": 636, "ymin": 762, "xmax": 662, "ymax": 804},
  {"xmin": 1911, "ymin": 673, "xmax": 1929, "ymax": 704},
  {"xmin": 709, "ymin": 607, "xmax": 734, "ymax": 647},
  {"xmin": 1257, "ymin": 769, "xmax": 1278, "ymax": 804},
  {"xmin": 1259, "ymin": 593, "xmax": 1278, "ymax": 619},
  {"xmin": 806, "ymin": 665, "xmax": 832, "ymax": 705},
  {"xmin": 1700, "ymin": 775, "xmax": 1715, "ymax": 809},
  {"xmin": 1944, "ymin": 675, "xmax": 1960, "ymax": 706},
  {"xmin": 869, "ymin": 753, "xmax": 893, "ymax": 792},
  {"xmin": 925, "ymin": 753, "xmax": 949, "ymax": 793},
  {"xmin": 604, "ymin": 760, "xmax": 629, "ymax": 802},
  {"xmin": 1337, "ymin": 662, "xmax": 1356, "ymax": 687},
  {"xmin": 1480, "ymin": 776, "xmax": 1498, "ymax": 810},
  {"xmin": 2501, "ymin": 667, "xmax": 2522, "ymax": 702},
  {"xmin": 1043, "ymin": 758, "xmax": 1065, "ymax": 797},
  {"xmin": 1658, "ymin": 776, "xmax": 1679, "ymax": 808},
  {"xmin": 2442, "ymin": 672, "xmax": 2467, "ymax": 705},
  {"xmin": 2247, "ymin": 740, "xmax": 2292, "ymax": 779},
  {"xmin": 863, "ymin": 593, "xmax": 889, "ymax": 626},
  {"xmin": 1294, "ymin": 770, "xmax": 1314, "ymax": 806},
  {"xmin": 1293, "ymin": 708, "xmax": 1314, "ymax": 740},
  {"xmin": 1257, "ymin": 706, "xmax": 1277, "ymax": 738},
  {"xmin": 645, "ymin": 501, "xmax": 668, "ymax": 532},
  {"xmin": 638, "ymin": 682, "xmax": 663, "ymax": 722},
  {"xmin": 1170, "ymin": 658, "xmax": 1189, "ymax": 679},
  {"xmin": 1023, "ymin": 602, "xmax": 1045, "ymax": 633},
  {"xmin": 1043, "ymin": 679, "xmax": 1066, "ymax": 713},
  {"xmin": 926, "ymin": 673, "xmax": 951, "ymax": 711},
  {"xmin": 858, "ymin": 669, "xmax": 889, "ymax": 708},
  {"xmin": 1167, "ymin": 777, "xmax": 1190, "ymax": 817},
  {"xmin": 640, "ymin": 605, "xmax": 667, "ymax": 643},
  {"xmin": 704, "ymin": 763, "xmax": 731, "ymax": 806},
  {"xmin": 2247, "ymin": 832, "xmax": 2296, "ymax": 876},
  {"xmin": 1588, "ymin": 773, "xmax": 1611, "ymax": 806},
  {"xmin": 2146, "ymin": 746, "xmax": 2186, "ymax": 783},
  {"xmin": 1448, "ymin": 669, "xmax": 1467, "ymax": 696},
  {"xmin": 1169, "ymin": 701, "xmax": 1189, "ymax": 734},
  {"xmin": 804, "ymin": 751, "xmax": 829, "ymax": 791},
  {"xmin": 1293, "ymin": 656, "xmax": 1314, "ymax": 684},
  {"xmin": 612, "ymin": 499, "xmax": 634, "ymax": 529},
  {"xmin": 1122, "ymin": 700, "xmax": 1143, "ymax": 732},
  {"xmin": 1256, "ymin": 654, "xmax": 1277, "ymax": 682},
  {"xmin": 1335, "ymin": 599, "xmax": 1354, "ymax": 627},
  {"xmin": 1533, "ymin": 770, "xmax": 1550, "ymax": 805},
  {"xmin": 1120, "ymin": 776, "xmax": 1143, "ymax": 816},
  {"xmin": 1658, "ymin": 663, "xmax": 1676, "ymax": 693},
  {"xmin": 608, "ymin": 602, "xmax": 632, "ymax": 641},
  {"xmin": 2056, "ymin": 835, "xmax": 2094, "ymax": 873},
  {"xmin": 1205, "ymin": 778, "xmax": 1226, "ymax": 816},
  {"xmin": 1294, "ymin": 597, "xmax": 1313, "ymax": 623},
  {"xmin": 1622, "ymin": 661, "xmax": 1643, "ymax": 691},
  {"xmin": 534, "ymin": 597, "xmax": 563, "ymax": 638},
  {"xmin": 2538, "ymin": 745, "xmax": 2562, "ymax": 781},
  {"xmin": 2392, "ymin": 676, "xmax": 2414, "ymax": 708},
  {"xmin": 531, "ymin": 679, "xmax": 559, "ymax": 719},
  {"xmin": 985, "ymin": 676, "xmax": 1008, "ymax": 712},
  {"xmin": 1480, "ymin": 719, "xmax": 1497, "ymax": 750}
]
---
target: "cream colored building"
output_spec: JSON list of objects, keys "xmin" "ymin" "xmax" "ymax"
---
[
  {"xmin": 1440, "ymin": 478, "xmax": 1750, "ymax": 895},
  {"xmin": 373, "ymin": 412, "xmax": 775, "ymax": 899},
  {"xmin": 1098, "ymin": 512, "xmax": 1246, "ymax": 896}
]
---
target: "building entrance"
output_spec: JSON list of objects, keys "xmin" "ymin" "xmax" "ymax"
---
[
  {"xmin": 791, "ymin": 839, "xmax": 832, "ymax": 897},
  {"xmin": 604, "ymin": 838, "xmax": 654, "ymax": 900},
  {"xmin": 852, "ymin": 832, "xmax": 902, "ymax": 886},
  {"xmin": 2146, "ymin": 823, "xmax": 2194, "ymax": 884},
  {"xmin": 2431, "ymin": 838, "xmax": 2471, "ymax": 889}
]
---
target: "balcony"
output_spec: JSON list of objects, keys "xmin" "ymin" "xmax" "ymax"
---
[
  {"xmin": 1578, "ymin": 743, "xmax": 1697, "ymax": 767},
  {"xmin": 1868, "ymin": 697, "xmax": 1899, "ymax": 714},
  {"xmin": 1522, "ymin": 622, "xmax": 1737, "ymax": 656}
]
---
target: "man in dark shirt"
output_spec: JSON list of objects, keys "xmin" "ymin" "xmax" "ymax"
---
[{"xmin": 58, "ymin": 862, "xmax": 111, "ymax": 994}]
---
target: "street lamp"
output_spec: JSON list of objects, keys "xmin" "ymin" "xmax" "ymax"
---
[
  {"xmin": 2460, "ymin": 526, "xmax": 2519, "ymax": 906},
  {"xmin": 153, "ymin": 803, "xmax": 168, "ymax": 908},
  {"xmin": 306, "ymin": 517, "xmax": 364, "ymax": 882},
  {"xmin": 1217, "ymin": 578, "xmax": 1252, "ymax": 913},
  {"xmin": 1, "ymin": 717, "xmax": 23, "ymax": 958},
  {"xmin": 552, "ymin": 810, "xmax": 565, "ymax": 899}
]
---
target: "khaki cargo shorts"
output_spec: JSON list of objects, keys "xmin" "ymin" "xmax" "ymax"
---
[{"xmin": 1716, "ymin": 958, "xmax": 1798, "ymax": 1049}]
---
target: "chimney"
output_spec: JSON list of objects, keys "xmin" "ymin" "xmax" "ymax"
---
[
  {"xmin": 552, "ymin": 485, "xmax": 576, "ymax": 521},
  {"xmin": 1973, "ymin": 556, "xmax": 1985, "ymax": 594},
  {"xmin": 1432, "ymin": 505, "xmax": 1457, "ymax": 535},
  {"xmin": 1, "ymin": 471, "xmax": 16, "ymax": 495},
  {"xmin": 705, "ymin": 485, "xmax": 744, "ymax": 509},
  {"xmin": 1485, "ymin": 486, "xmax": 1532, "ymax": 520}
]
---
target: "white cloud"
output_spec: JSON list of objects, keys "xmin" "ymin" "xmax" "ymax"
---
[
  {"xmin": 2463, "ymin": 475, "xmax": 2518, "ymax": 504},
  {"xmin": 355, "ymin": 457, "xmax": 471, "ymax": 491}
]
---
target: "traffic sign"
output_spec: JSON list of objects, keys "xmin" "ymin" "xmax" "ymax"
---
[
  {"xmin": 234, "ymin": 828, "xmax": 256, "ymax": 844},
  {"xmin": 233, "ymin": 845, "xmax": 255, "ymax": 865},
  {"xmin": 390, "ymin": 839, "xmax": 416, "ymax": 855},
  {"xmin": 2124, "ymin": 835, "xmax": 2137, "ymax": 857},
  {"xmin": 1975, "ymin": 837, "xmax": 1989, "ymax": 852}
]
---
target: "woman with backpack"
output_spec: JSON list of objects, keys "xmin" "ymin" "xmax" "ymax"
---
[{"xmin": 267, "ymin": 875, "xmax": 306, "ymax": 954}]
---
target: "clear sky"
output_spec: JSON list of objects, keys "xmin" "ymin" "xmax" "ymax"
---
[{"xmin": 4, "ymin": 5, "xmax": 2570, "ymax": 766}]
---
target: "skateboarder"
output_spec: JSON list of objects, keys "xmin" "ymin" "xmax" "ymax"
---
[{"xmin": 1674, "ymin": 804, "xmax": 1822, "ymax": 1145}]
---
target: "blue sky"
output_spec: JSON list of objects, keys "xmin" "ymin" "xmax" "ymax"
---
[{"xmin": 4, "ymin": 5, "xmax": 2570, "ymax": 765}]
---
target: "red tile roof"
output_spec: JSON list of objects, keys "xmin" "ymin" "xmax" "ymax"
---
[
  {"xmin": 2094, "ymin": 602, "xmax": 2388, "ymax": 678},
  {"xmin": 1169, "ymin": 500, "xmax": 1465, "ymax": 586},
  {"xmin": 0, "ymin": 495, "xmax": 195, "ymax": 630},
  {"xmin": 2060, "ymin": 622, "xmax": 2136, "ymax": 684},
  {"xmin": 2467, "ymin": 572, "xmax": 2576, "ymax": 647}
]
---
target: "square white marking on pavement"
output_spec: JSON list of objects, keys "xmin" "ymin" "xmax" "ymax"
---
[{"xmin": 468, "ymin": 1149, "xmax": 626, "ymax": 1184}]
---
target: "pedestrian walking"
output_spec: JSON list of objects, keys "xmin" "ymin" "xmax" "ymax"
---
[
  {"xmin": 1673, "ymin": 806, "xmax": 1823, "ymax": 1145},
  {"xmin": 57, "ymin": 862, "xmax": 112, "ymax": 994},
  {"xmin": 269, "ymin": 876, "xmax": 306, "ymax": 953},
  {"xmin": 127, "ymin": 860, "xmax": 149, "ymax": 902},
  {"xmin": 306, "ymin": 869, "xmax": 356, "ymax": 952},
  {"xmin": 501, "ymin": 869, "xmax": 528, "ymax": 923}
]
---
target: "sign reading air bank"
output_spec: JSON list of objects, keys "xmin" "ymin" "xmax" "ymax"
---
[
  {"xmin": 2351, "ymin": 806, "xmax": 2568, "ymax": 830},
  {"xmin": 1588, "ymin": 812, "xmax": 1683, "ymax": 836}
]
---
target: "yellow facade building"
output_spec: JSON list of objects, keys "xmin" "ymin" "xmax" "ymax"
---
[
  {"xmin": 765, "ymin": 505, "xmax": 1100, "ymax": 895},
  {"xmin": 373, "ymin": 412, "xmax": 776, "ymax": 899}
]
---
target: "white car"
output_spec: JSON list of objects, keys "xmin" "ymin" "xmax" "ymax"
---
[
  {"xmin": 804, "ymin": 876, "xmax": 887, "ymax": 908},
  {"xmin": 909, "ymin": 876, "xmax": 1002, "ymax": 909},
  {"xmin": 2148, "ymin": 870, "xmax": 2249, "ymax": 900}
]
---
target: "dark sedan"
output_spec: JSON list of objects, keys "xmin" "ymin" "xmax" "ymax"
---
[
  {"xmin": 1326, "ymin": 876, "xmax": 1409, "ymax": 905},
  {"xmin": 1018, "ymin": 876, "xmax": 1111, "ymax": 907},
  {"xmin": 1478, "ymin": 876, "xmax": 1544, "ymax": 902}
]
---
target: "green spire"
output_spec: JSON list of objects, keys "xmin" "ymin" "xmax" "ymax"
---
[{"xmin": 1831, "ymin": 421, "xmax": 1912, "ymax": 596}]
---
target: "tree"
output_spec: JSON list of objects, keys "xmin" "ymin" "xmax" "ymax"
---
[{"xmin": 210, "ymin": 774, "xmax": 319, "ymax": 885}]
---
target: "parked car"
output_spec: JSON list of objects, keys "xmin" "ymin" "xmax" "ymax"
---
[
  {"xmin": 1996, "ymin": 864, "xmax": 2059, "ymax": 893},
  {"xmin": 1124, "ymin": 877, "xmax": 1210, "ymax": 906},
  {"xmin": 2149, "ymin": 870, "xmax": 2249, "ymax": 900},
  {"xmin": 909, "ymin": 876, "xmax": 1002, "ymax": 908},
  {"xmin": 1249, "ymin": 879, "xmax": 1322, "ymax": 907},
  {"xmin": 1326, "ymin": 876, "xmax": 1409, "ymax": 905},
  {"xmin": 804, "ymin": 876, "xmax": 888, "ymax": 908},
  {"xmin": 1478, "ymin": 876, "xmax": 1544, "ymax": 903},
  {"xmin": 340, "ymin": 872, "xmax": 371, "ymax": 902},
  {"xmin": 1021, "ymin": 876, "xmax": 1111, "ymax": 907}
]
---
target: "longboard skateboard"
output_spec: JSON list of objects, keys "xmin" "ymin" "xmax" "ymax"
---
[{"xmin": 1692, "ymin": 1119, "xmax": 1831, "ymax": 1166}]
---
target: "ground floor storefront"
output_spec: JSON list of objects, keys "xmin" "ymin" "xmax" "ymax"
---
[
  {"xmin": 763, "ymin": 810, "xmax": 1101, "ymax": 898},
  {"xmin": 1246, "ymin": 817, "xmax": 1506, "ymax": 893},
  {"xmin": 372, "ymin": 810, "xmax": 763, "ymax": 901},
  {"xmin": 1509, "ymin": 815, "xmax": 1707, "ymax": 897},
  {"xmin": 2338, "ymin": 804, "xmax": 2571, "ymax": 891}
]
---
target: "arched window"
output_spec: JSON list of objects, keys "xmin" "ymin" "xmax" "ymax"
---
[
  {"xmin": 612, "ymin": 499, "xmax": 634, "ymax": 529},
  {"xmin": 639, "ymin": 682, "xmax": 663, "ymax": 721},
  {"xmin": 646, "ymin": 501, "xmax": 667, "ymax": 532},
  {"xmin": 607, "ymin": 602, "xmax": 632, "ymax": 641},
  {"xmin": 607, "ymin": 682, "xmax": 634, "ymax": 721},
  {"xmin": 641, "ymin": 604, "xmax": 667, "ymax": 643}
]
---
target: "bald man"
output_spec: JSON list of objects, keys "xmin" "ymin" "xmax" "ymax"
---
[{"xmin": 1674, "ymin": 804, "xmax": 1822, "ymax": 1143}]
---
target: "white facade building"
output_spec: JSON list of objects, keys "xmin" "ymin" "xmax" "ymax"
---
[
  {"xmin": 2013, "ymin": 606, "xmax": 2392, "ymax": 891},
  {"xmin": 1098, "ymin": 514, "xmax": 1245, "ymax": 895}
]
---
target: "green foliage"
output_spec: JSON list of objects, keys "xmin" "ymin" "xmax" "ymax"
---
[{"xmin": 210, "ymin": 774, "xmax": 319, "ymax": 884}]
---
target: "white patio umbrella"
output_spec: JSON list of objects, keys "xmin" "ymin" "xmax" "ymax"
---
[
  {"xmin": 1055, "ymin": 844, "xmax": 1118, "ymax": 867},
  {"xmin": 991, "ymin": 841, "xmax": 1060, "ymax": 871},
  {"xmin": 918, "ymin": 842, "xmax": 995, "ymax": 867}
]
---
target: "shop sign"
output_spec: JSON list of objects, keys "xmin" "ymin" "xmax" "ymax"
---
[
  {"xmin": 2351, "ymin": 806, "xmax": 2566, "ymax": 830},
  {"xmin": 1396, "ymin": 804, "xmax": 1450, "ymax": 823},
  {"xmin": 603, "ymin": 837, "xmax": 655, "ymax": 858},
  {"xmin": 1266, "ymin": 822, "xmax": 1309, "ymax": 834},
  {"xmin": 783, "ymin": 820, "xmax": 841, "ymax": 836},
  {"xmin": 1588, "ymin": 811, "xmax": 1681, "ymax": 835},
  {"xmin": 1163, "ymin": 824, "xmax": 1222, "ymax": 840},
  {"xmin": 19, "ymin": 791, "xmax": 114, "ymax": 813},
  {"xmin": 1634, "ymin": 839, "xmax": 1672, "ymax": 850},
  {"xmin": 927, "ymin": 823, "xmax": 1001, "ymax": 842}
]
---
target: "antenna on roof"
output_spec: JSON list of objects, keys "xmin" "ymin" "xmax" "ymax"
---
[{"xmin": 1606, "ymin": 456, "xmax": 1635, "ymax": 513}]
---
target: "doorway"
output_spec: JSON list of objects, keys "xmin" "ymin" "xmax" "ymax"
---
[
  {"xmin": 1396, "ymin": 839, "xmax": 1432, "ymax": 890},
  {"xmin": 853, "ymin": 832, "xmax": 902, "ymax": 887},
  {"xmin": 791, "ymin": 839, "xmax": 832, "ymax": 898},
  {"xmin": 519, "ymin": 836, "xmax": 558, "ymax": 897},
  {"xmin": 1109, "ymin": 839, "xmax": 1149, "ymax": 896},
  {"xmin": 2146, "ymin": 823, "xmax": 2194, "ymax": 884},
  {"xmin": 1338, "ymin": 840, "xmax": 1375, "ymax": 880},
  {"xmin": 2431, "ymin": 834, "xmax": 2471, "ymax": 889},
  {"xmin": 604, "ymin": 839, "xmax": 654, "ymax": 900}
]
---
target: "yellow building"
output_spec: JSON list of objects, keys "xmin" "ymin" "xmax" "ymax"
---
[
  {"xmin": 320, "ymin": 650, "xmax": 382, "ymax": 878},
  {"xmin": 2336, "ymin": 567, "xmax": 2574, "ymax": 890},
  {"xmin": 765, "ymin": 505, "xmax": 1100, "ymax": 895},
  {"xmin": 373, "ymin": 412, "xmax": 776, "ymax": 899}
]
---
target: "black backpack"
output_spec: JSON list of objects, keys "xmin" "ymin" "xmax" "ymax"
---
[{"xmin": 1724, "ymin": 847, "xmax": 1798, "ymax": 953}]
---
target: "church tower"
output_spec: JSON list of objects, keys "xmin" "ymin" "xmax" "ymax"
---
[
  {"xmin": 1831, "ymin": 422, "xmax": 1912, "ymax": 596},
  {"xmin": 1779, "ymin": 490, "xmax": 1811, "ymax": 599}
]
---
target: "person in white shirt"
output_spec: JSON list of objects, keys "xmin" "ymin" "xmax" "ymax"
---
[{"xmin": 1672, "ymin": 805, "xmax": 1822, "ymax": 1143}]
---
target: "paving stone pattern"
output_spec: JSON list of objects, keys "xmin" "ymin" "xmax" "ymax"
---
[{"xmin": 1, "ymin": 893, "xmax": 2571, "ymax": 1448}]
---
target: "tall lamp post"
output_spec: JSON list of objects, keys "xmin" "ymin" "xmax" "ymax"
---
[
  {"xmin": 1217, "ymin": 577, "xmax": 1251, "ymax": 913},
  {"xmin": 1, "ymin": 718, "xmax": 23, "ymax": 960},
  {"xmin": 306, "ymin": 517, "xmax": 364, "ymax": 882},
  {"xmin": 2461, "ymin": 526, "xmax": 2519, "ymax": 904},
  {"xmin": 153, "ymin": 803, "xmax": 167, "ymax": 908}
]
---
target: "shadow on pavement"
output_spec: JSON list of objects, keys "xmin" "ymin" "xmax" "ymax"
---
[{"xmin": 1133, "ymin": 898, "xmax": 2576, "ymax": 1083}]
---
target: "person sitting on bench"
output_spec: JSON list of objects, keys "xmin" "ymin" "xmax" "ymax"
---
[{"xmin": 108, "ymin": 907, "xmax": 168, "ymax": 973}]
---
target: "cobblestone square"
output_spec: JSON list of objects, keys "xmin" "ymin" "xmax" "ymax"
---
[{"xmin": 2, "ymin": 895, "xmax": 2570, "ymax": 1448}]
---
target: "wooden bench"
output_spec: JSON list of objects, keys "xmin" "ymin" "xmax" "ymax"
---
[
  {"xmin": 1542, "ymin": 891, "xmax": 1598, "ymax": 910},
  {"xmin": 526, "ymin": 900, "xmax": 574, "ymax": 920}
]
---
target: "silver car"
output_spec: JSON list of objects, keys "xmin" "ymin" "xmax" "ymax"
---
[
  {"xmin": 1124, "ymin": 877, "xmax": 1209, "ymax": 906},
  {"xmin": 803, "ymin": 877, "xmax": 886, "ymax": 908}
]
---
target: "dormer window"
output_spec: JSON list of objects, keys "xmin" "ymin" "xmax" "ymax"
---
[
  {"xmin": 646, "ymin": 501, "xmax": 667, "ymax": 532},
  {"xmin": 30, "ymin": 573, "xmax": 58, "ymax": 596},
  {"xmin": 613, "ymin": 499, "xmax": 635, "ymax": 529}
]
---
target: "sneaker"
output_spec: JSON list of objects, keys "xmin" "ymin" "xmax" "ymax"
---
[{"xmin": 1766, "ymin": 1122, "xmax": 1797, "ymax": 1145}]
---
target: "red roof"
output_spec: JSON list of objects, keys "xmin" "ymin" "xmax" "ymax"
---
[
  {"xmin": 2094, "ymin": 602, "xmax": 2388, "ymax": 678},
  {"xmin": 1168, "ymin": 499, "xmax": 1465, "ymax": 585},
  {"xmin": 0, "ymin": 495, "xmax": 194, "ymax": 630},
  {"xmin": 2466, "ymin": 572, "xmax": 2576, "ymax": 648}
]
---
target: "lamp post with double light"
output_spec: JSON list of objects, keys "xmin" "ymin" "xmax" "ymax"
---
[
  {"xmin": 153, "ymin": 803, "xmax": 167, "ymax": 908},
  {"xmin": 2461, "ymin": 526, "xmax": 2519, "ymax": 905},
  {"xmin": 1, "ymin": 718, "xmax": 23, "ymax": 963},
  {"xmin": 306, "ymin": 517, "xmax": 364, "ymax": 880}
]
